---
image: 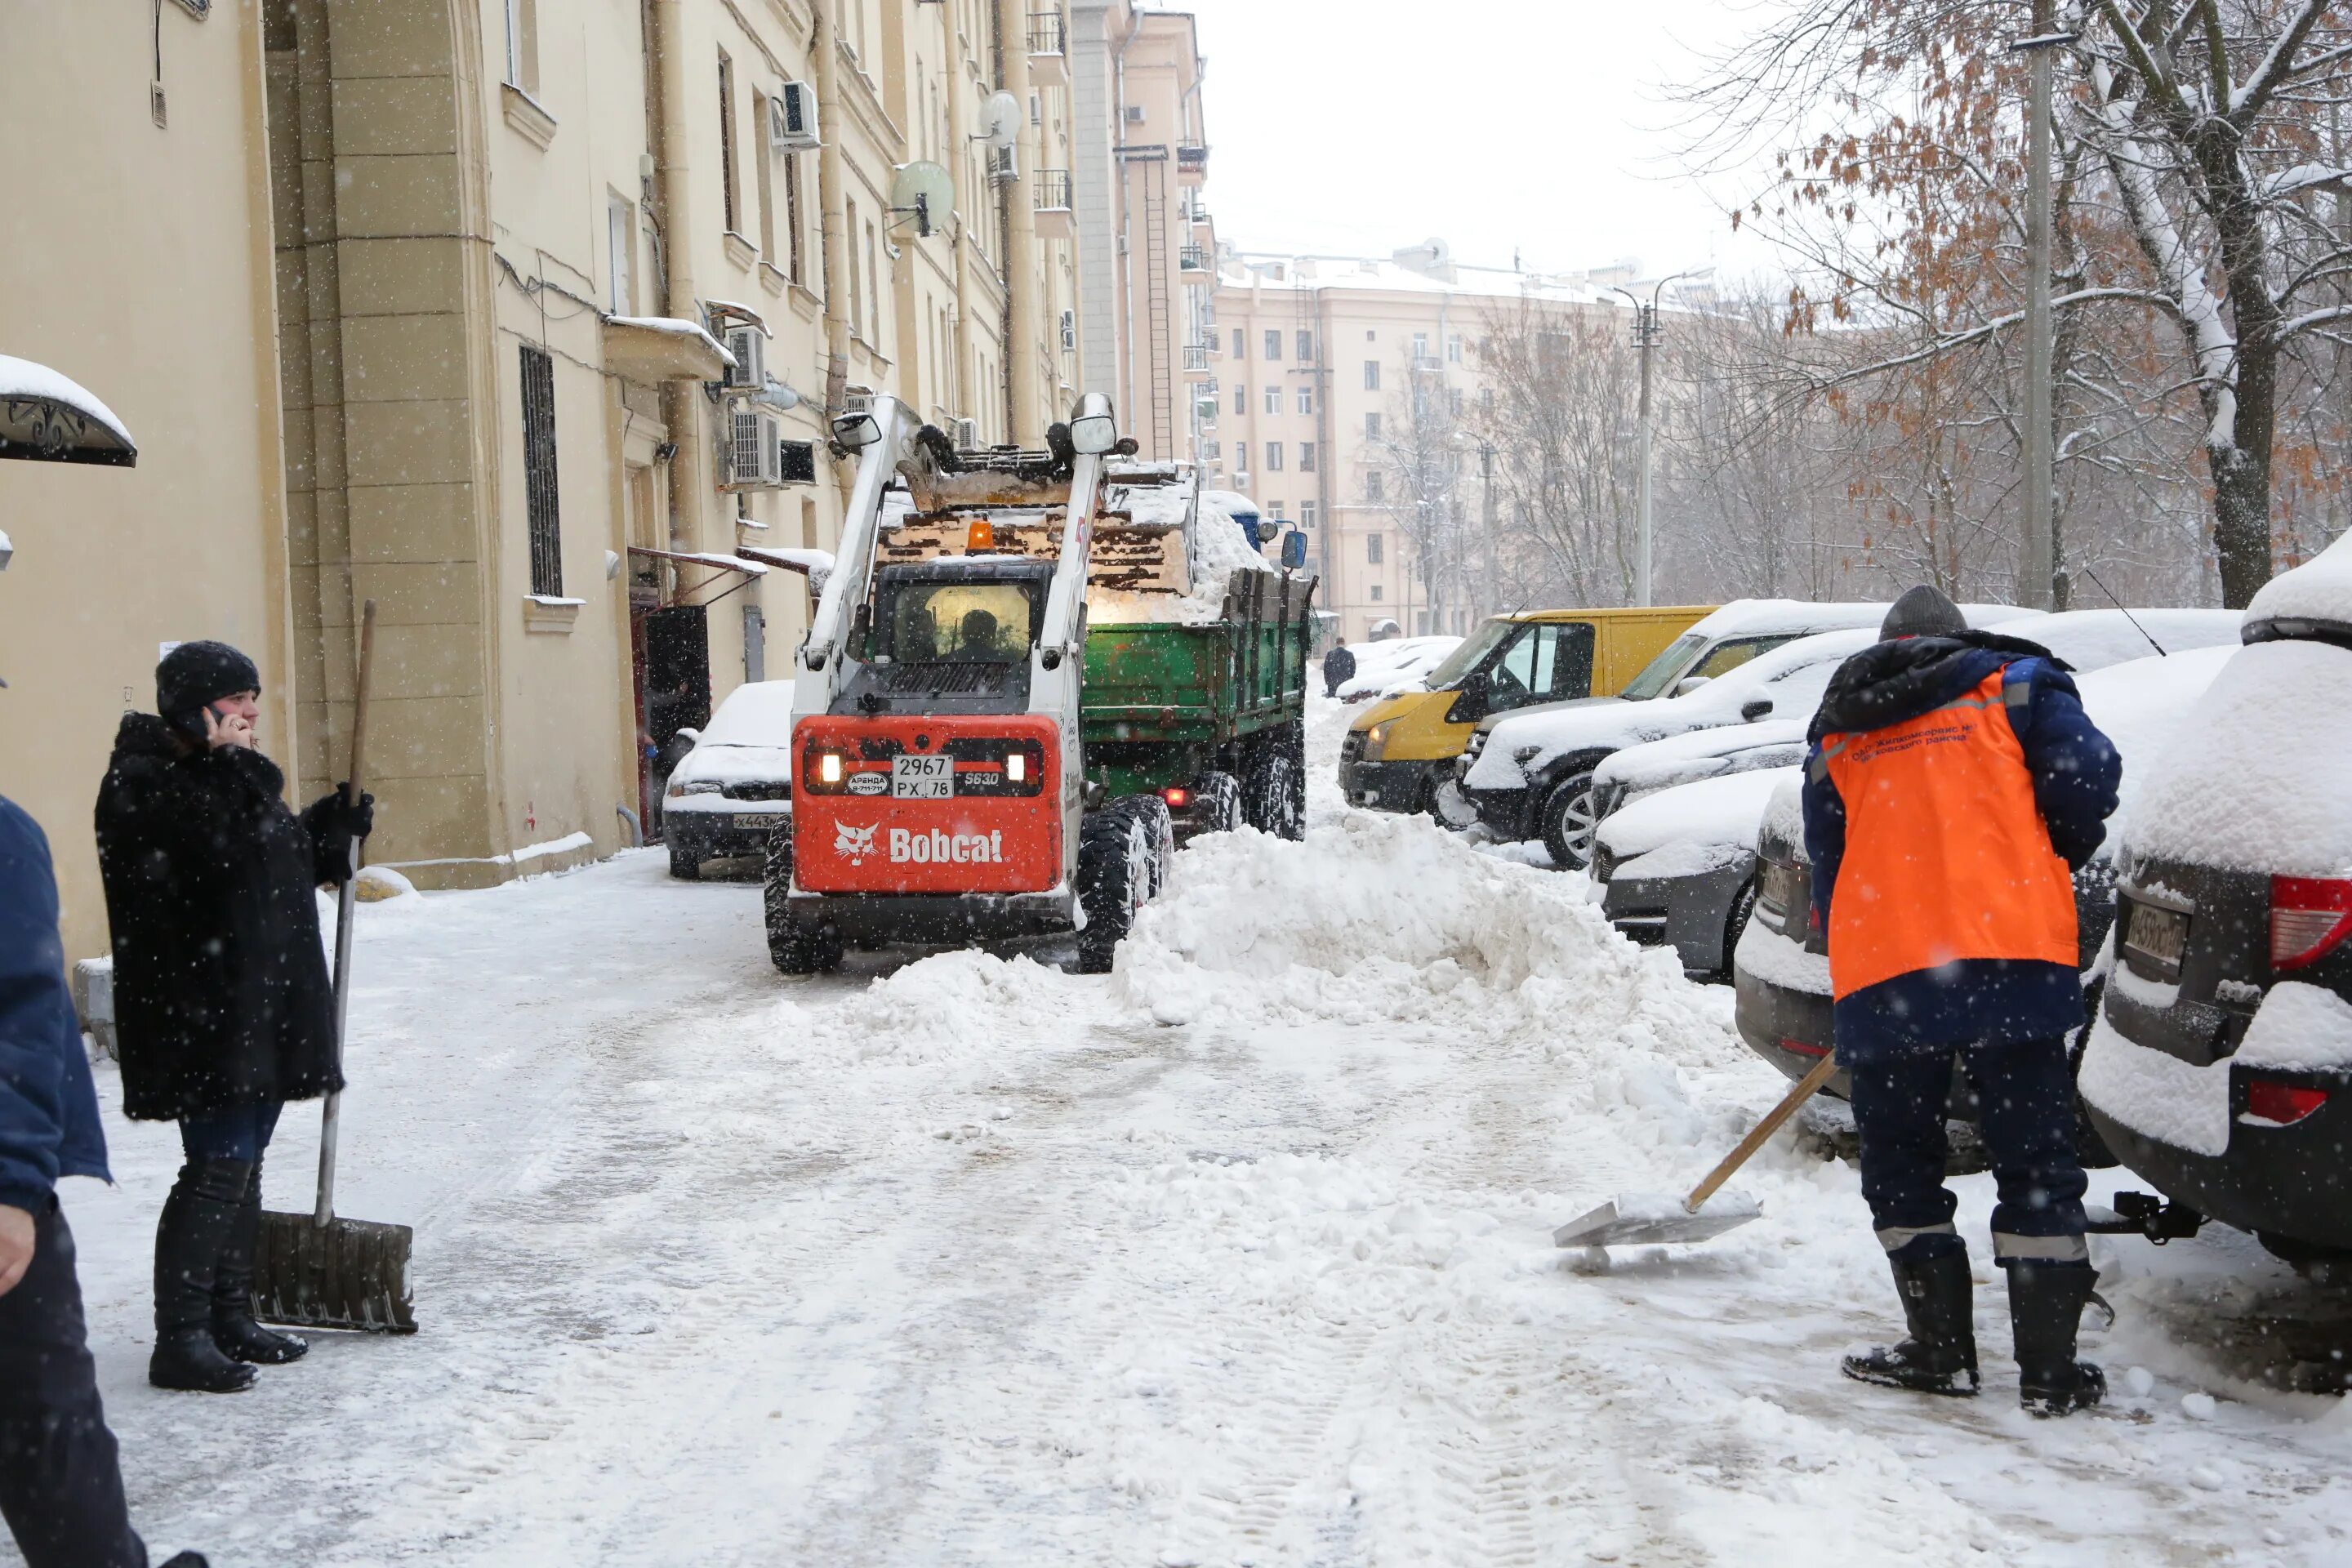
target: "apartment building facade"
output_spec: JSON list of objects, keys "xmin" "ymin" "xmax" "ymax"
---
[
  {"xmin": 1208, "ymin": 246, "xmax": 1634, "ymax": 644},
  {"xmin": 1, "ymin": 0, "xmax": 1207, "ymax": 965}
]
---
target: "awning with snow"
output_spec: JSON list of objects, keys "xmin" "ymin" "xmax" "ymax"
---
[
  {"xmin": 627, "ymin": 545, "xmax": 768, "ymax": 575},
  {"xmin": 602, "ymin": 317, "xmax": 734, "ymax": 383},
  {"xmin": 0, "ymin": 354, "xmax": 137, "ymax": 466}
]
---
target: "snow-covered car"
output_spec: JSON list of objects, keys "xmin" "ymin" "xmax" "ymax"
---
[
  {"xmin": 1331, "ymin": 635, "xmax": 1463, "ymax": 702},
  {"xmin": 1458, "ymin": 624, "xmax": 1882, "ymax": 866},
  {"xmin": 661, "ymin": 679, "xmax": 795, "ymax": 878},
  {"xmin": 1592, "ymin": 766, "xmax": 1797, "ymax": 979},
  {"xmin": 1732, "ymin": 639, "xmax": 2240, "ymax": 1109},
  {"xmin": 2079, "ymin": 538, "xmax": 2352, "ymax": 1270},
  {"xmin": 1591, "ymin": 608, "xmax": 2247, "ymax": 975}
]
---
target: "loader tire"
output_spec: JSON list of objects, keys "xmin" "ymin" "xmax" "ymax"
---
[
  {"xmin": 1192, "ymin": 771, "xmax": 1245, "ymax": 835},
  {"xmin": 1242, "ymin": 744, "xmax": 1304, "ymax": 840},
  {"xmin": 764, "ymin": 831, "xmax": 840, "ymax": 975},
  {"xmin": 1076, "ymin": 797, "xmax": 1164, "ymax": 973}
]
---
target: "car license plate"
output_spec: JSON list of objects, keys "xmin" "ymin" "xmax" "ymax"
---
[
  {"xmin": 732, "ymin": 813, "xmax": 786, "ymax": 830},
  {"xmin": 2123, "ymin": 898, "xmax": 2189, "ymax": 968},
  {"xmin": 893, "ymin": 755, "xmax": 954, "ymax": 799}
]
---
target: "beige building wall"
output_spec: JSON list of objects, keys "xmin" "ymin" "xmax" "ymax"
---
[{"xmin": 0, "ymin": 1, "xmax": 296, "ymax": 965}]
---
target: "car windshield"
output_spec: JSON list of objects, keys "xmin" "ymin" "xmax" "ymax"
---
[
  {"xmin": 882, "ymin": 581, "xmax": 1037, "ymax": 663},
  {"xmin": 1617, "ymin": 631, "xmax": 1708, "ymax": 700},
  {"xmin": 1683, "ymin": 635, "xmax": 1798, "ymax": 683},
  {"xmin": 1418, "ymin": 618, "xmax": 1519, "ymax": 689}
]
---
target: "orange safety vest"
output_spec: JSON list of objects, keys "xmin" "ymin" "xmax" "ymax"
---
[{"xmin": 1817, "ymin": 666, "xmax": 2078, "ymax": 1000}]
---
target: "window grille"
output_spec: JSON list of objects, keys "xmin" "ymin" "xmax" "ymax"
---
[{"xmin": 520, "ymin": 345, "xmax": 562, "ymax": 596}]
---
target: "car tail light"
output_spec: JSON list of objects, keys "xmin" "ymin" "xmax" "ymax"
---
[
  {"xmin": 2270, "ymin": 875, "xmax": 2352, "ymax": 971},
  {"xmin": 1162, "ymin": 786, "xmax": 1191, "ymax": 809},
  {"xmin": 2245, "ymin": 1079, "xmax": 2330, "ymax": 1125}
]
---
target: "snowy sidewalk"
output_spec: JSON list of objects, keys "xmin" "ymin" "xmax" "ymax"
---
[{"xmin": 30, "ymin": 697, "xmax": 2352, "ymax": 1566}]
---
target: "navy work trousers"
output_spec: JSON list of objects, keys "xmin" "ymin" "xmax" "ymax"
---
[
  {"xmin": 1847, "ymin": 1034, "xmax": 2089, "ymax": 1270},
  {"xmin": 0, "ymin": 1199, "xmax": 147, "ymax": 1568},
  {"xmin": 177, "ymin": 1099, "xmax": 283, "ymax": 1165}
]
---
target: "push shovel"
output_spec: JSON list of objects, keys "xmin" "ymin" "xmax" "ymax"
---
[
  {"xmin": 1553, "ymin": 1050, "xmax": 1841, "ymax": 1252},
  {"xmin": 252, "ymin": 599, "xmax": 417, "ymax": 1333}
]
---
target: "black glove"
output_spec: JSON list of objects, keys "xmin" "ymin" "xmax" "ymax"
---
[
  {"xmin": 304, "ymin": 788, "xmax": 376, "ymax": 884},
  {"xmin": 336, "ymin": 786, "xmax": 376, "ymax": 840}
]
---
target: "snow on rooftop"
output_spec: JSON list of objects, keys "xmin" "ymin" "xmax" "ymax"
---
[
  {"xmin": 606, "ymin": 316, "xmax": 737, "ymax": 368},
  {"xmin": 0, "ymin": 353, "xmax": 134, "ymax": 448},
  {"xmin": 1216, "ymin": 254, "xmax": 1649, "ymax": 309}
]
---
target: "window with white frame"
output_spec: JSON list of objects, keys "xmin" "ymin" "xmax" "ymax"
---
[
  {"xmin": 1363, "ymin": 359, "xmax": 1380, "ymax": 390},
  {"xmin": 1266, "ymin": 501, "xmax": 1285, "ymax": 520},
  {"xmin": 1295, "ymin": 329, "xmax": 1313, "ymax": 361},
  {"xmin": 1365, "ymin": 471, "xmax": 1383, "ymax": 501},
  {"xmin": 1295, "ymin": 385, "xmax": 1313, "ymax": 416},
  {"xmin": 1266, "ymin": 442, "xmax": 1284, "ymax": 471},
  {"xmin": 1264, "ymin": 329, "xmax": 1282, "ymax": 361},
  {"xmin": 1447, "ymin": 334, "xmax": 1463, "ymax": 363},
  {"xmin": 1263, "ymin": 385, "xmax": 1281, "ymax": 415},
  {"xmin": 503, "ymin": 0, "xmax": 539, "ymax": 94},
  {"xmin": 1370, "ymin": 584, "xmax": 1384, "ymax": 602},
  {"xmin": 1412, "ymin": 331, "xmax": 1429, "ymax": 360},
  {"xmin": 1233, "ymin": 383, "xmax": 1247, "ymax": 415},
  {"xmin": 1364, "ymin": 411, "xmax": 1381, "ymax": 439},
  {"xmin": 607, "ymin": 194, "xmax": 634, "ymax": 313},
  {"xmin": 1299, "ymin": 500, "xmax": 1316, "ymax": 529},
  {"xmin": 1365, "ymin": 532, "xmax": 1384, "ymax": 564},
  {"xmin": 1231, "ymin": 327, "xmax": 1244, "ymax": 357},
  {"xmin": 1298, "ymin": 441, "xmax": 1315, "ymax": 472}
]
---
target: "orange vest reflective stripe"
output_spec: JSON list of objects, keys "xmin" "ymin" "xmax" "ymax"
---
[{"xmin": 1820, "ymin": 666, "xmax": 2077, "ymax": 1000}]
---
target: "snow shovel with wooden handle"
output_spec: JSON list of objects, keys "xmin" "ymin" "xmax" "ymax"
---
[
  {"xmin": 252, "ymin": 599, "xmax": 417, "ymax": 1334},
  {"xmin": 1552, "ymin": 1049, "xmax": 1842, "ymax": 1251}
]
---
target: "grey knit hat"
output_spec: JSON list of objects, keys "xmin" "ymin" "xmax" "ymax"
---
[{"xmin": 1880, "ymin": 584, "xmax": 1967, "ymax": 640}]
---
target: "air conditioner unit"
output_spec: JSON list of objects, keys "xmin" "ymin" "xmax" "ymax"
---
[
  {"xmin": 1059, "ymin": 309, "xmax": 1076, "ymax": 350},
  {"xmin": 988, "ymin": 145, "xmax": 1018, "ymax": 184},
  {"xmin": 950, "ymin": 416, "xmax": 981, "ymax": 450},
  {"xmin": 1123, "ymin": 105, "xmax": 1147, "ymax": 124},
  {"xmin": 771, "ymin": 82, "xmax": 820, "ymax": 150},
  {"xmin": 728, "ymin": 409, "xmax": 786, "ymax": 488},
  {"xmin": 778, "ymin": 439, "xmax": 817, "ymax": 484},
  {"xmin": 722, "ymin": 325, "xmax": 767, "ymax": 390}
]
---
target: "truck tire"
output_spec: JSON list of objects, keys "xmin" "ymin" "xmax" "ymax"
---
[
  {"xmin": 1243, "ymin": 745, "xmax": 1305, "ymax": 841},
  {"xmin": 1192, "ymin": 771, "xmax": 1245, "ymax": 835},
  {"xmin": 1076, "ymin": 797, "xmax": 1161, "ymax": 973},
  {"xmin": 668, "ymin": 844, "xmax": 703, "ymax": 880},
  {"xmin": 1539, "ymin": 771, "xmax": 1599, "ymax": 871},
  {"xmin": 763, "ymin": 831, "xmax": 840, "ymax": 974}
]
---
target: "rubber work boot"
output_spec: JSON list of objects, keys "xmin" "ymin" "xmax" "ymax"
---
[
  {"xmin": 2010, "ymin": 1263, "xmax": 2105, "ymax": 1416},
  {"xmin": 150, "ymin": 1158, "xmax": 259, "ymax": 1393},
  {"xmin": 1842, "ymin": 1250, "xmax": 1980, "ymax": 1396},
  {"xmin": 212, "ymin": 1161, "xmax": 310, "ymax": 1365}
]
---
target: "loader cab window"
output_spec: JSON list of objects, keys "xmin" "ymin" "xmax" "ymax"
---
[{"xmin": 883, "ymin": 581, "xmax": 1040, "ymax": 663}]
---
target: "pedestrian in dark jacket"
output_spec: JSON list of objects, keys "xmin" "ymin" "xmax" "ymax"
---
[
  {"xmin": 1323, "ymin": 639, "xmax": 1356, "ymax": 698},
  {"xmin": 1, "ymin": 795, "xmax": 206, "ymax": 1568},
  {"xmin": 94, "ymin": 640, "xmax": 371, "ymax": 1393},
  {"xmin": 1801, "ymin": 585, "xmax": 2120, "ymax": 1416}
]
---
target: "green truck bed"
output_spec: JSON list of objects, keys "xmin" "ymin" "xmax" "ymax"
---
[{"xmin": 1079, "ymin": 569, "xmax": 1316, "ymax": 800}]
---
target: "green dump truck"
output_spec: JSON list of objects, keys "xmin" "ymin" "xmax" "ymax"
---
[{"xmin": 1080, "ymin": 505, "xmax": 1315, "ymax": 840}]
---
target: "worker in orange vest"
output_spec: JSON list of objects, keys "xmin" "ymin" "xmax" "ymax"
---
[{"xmin": 1802, "ymin": 585, "xmax": 2120, "ymax": 1416}]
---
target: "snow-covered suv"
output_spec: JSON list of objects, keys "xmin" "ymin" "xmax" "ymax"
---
[{"xmin": 2079, "ymin": 537, "xmax": 2352, "ymax": 1270}]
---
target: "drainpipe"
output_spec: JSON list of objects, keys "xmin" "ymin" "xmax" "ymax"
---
[
  {"xmin": 1067, "ymin": 1, "xmax": 1120, "ymax": 401},
  {"xmin": 994, "ymin": 0, "xmax": 1040, "ymax": 440},
  {"xmin": 651, "ymin": 0, "xmax": 705, "ymax": 549},
  {"xmin": 813, "ymin": 4, "xmax": 851, "ymax": 414}
]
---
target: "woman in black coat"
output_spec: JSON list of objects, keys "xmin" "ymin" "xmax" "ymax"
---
[{"xmin": 94, "ymin": 641, "xmax": 370, "ymax": 1393}]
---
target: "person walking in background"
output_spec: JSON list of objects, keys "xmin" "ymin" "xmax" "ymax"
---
[
  {"xmin": 1322, "ymin": 638, "xmax": 1355, "ymax": 698},
  {"xmin": 1, "ymin": 791, "xmax": 206, "ymax": 1568},
  {"xmin": 94, "ymin": 641, "xmax": 371, "ymax": 1394},
  {"xmin": 1802, "ymin": 585, "xmax": 2121, "ymax": 1416}
]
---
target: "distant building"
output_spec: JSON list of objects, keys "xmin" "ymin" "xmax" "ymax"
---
[{"xmin": 1209, "ymin": 245, "xmax": 1635, "ymax": 642}]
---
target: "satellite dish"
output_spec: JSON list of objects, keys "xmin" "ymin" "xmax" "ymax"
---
[
  {"xmin": 976, "ymin": 90, "xmax": 1022, "ymax": 149},
  {"xmin": 888, "ymin": 161, "xmax": 956, "ymax": 238}
]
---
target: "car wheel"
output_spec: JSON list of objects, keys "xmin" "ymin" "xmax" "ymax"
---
[
  {"xmin": 668, "ymin": 844, "xmax": 703, "ymax": 880},
  {"xmin": 1538, "ymin": 772, "xmax": 1599, "ymax": 870},
  {"xmin": 1192, "ymin": 771, "xmax": 1245, "ymax": 835},
  {"xmin": 1717, "ymin": 878, "xmax": 1759, "ymax": 982},
  {"xmin": 1432, "ymin": 777, "xmax": 1480, "ymax": 831}
]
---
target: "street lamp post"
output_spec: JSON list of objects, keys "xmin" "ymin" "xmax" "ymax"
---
[
  {"xmin": 1610, "ymin": 270, "xmax": 1708, "ymax": 607},
  {"xmin": 2013, "ymin": 7, "xmax": 2071, "ymax": 610}
]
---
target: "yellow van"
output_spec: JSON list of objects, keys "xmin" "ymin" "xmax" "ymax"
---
[{"xmin": 1338, "ymin": 606, "xmax": 1715, "ymax": 813}]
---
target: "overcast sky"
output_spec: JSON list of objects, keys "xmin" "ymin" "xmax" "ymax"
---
[{"xmin": 1177, "ymin": 0, "xmax": 1782, "ymax": 282}]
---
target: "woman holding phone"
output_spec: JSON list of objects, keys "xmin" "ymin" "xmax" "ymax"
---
[{"xmin": 93, "ymin": 641, "xmax": 371, "ymax": 1392}]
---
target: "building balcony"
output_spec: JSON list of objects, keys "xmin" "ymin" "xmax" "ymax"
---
[
  {"xmin": 1178, "ymin": 243, "xmax": 1210, "ymax": 282},
  {"xmin": 1183, "ymin": 342, "xmax": 1217, "ymax": 379},
  {"xmin": 1033, "ymin": 168, "xmax": 1074, "ymax": 241},
  {"xmin": 1026, "ymin": 11, "xmax": 1068, "ymax": 86},
  {"xmin": 1176, "ymin": 142, "xmax": 1209, "ymax": 186}
]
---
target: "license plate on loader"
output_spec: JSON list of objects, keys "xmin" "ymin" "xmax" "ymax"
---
[{"xmin": 893, "ymin": 755, "xmax": 954, "ymax": 799}]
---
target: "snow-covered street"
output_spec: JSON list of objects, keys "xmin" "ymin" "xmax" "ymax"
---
[{"xmin": 40, "ymin": 697, "xmax": 2352, "ymax": 1567}]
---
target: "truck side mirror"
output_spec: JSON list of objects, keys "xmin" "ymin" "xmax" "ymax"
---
[
  {"xmin": 1446, "ymin": 668, "xmax": 1490, "ymax": 724},
  {"xmin": 1740, "ymin": 698, "xmax": 1773, "ymax": 722},
  {"xmin": 1279, "ymin": 532, "xmax": 1308, "ymax": 570}
]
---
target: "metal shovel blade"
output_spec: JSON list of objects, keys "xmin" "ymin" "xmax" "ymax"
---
[
  {"xmin": 1552, "ymin": 1191, "xmax": 1763, "ymax": 1250},
  {"xmin": 252, "ymin": 1209, "xmax": 417, "ymax": 1334}
]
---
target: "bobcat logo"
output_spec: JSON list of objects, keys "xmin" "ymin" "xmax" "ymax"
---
[{"xmin": 833, "ymin": 820, "xmax": 879, "ymax": 865}]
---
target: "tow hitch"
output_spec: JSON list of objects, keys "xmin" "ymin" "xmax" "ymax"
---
[{"xmin": 2085, "ymin": 1191, "xmax": 2205, "ymax": 1245}]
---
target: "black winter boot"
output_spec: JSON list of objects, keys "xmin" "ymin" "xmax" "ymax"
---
[
  {"xmin": 1842, "ymin": 1250, "xmax": 1980, "ymax": 1396},
  {"xmin": 212, "ymin": 1160, "xmax": 309, "ymax": 1365},
  {"xmin": 2010, "ymin": 1263, "xmax": 2105, "ymax": 1416},
  {"xmin": 151, "ymin": 1159, "xmax": 259, "ymax": 1393}
]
